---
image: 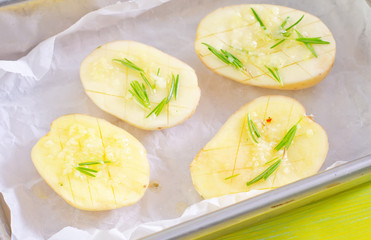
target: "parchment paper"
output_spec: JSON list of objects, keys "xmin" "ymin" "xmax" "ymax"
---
[{"xmin": 0, "ymin": 0, "xmax": 370, "ymax": 239}]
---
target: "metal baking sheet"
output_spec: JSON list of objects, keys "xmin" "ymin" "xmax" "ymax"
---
[{"xmin": 143, "ymin": 155, "xmax": 371, "ymax": 239}]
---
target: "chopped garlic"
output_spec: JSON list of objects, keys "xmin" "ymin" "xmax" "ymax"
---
[{"xmin": 152, "ymin": 75, "xmax": 166, "ymax": 89}]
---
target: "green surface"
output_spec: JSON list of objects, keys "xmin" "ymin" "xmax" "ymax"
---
[{"xmin": 217, "ymin": 180, "xmax": 371, "ymax": 240}]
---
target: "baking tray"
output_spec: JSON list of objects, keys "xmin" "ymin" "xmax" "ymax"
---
[
  {"xmin": 0, "ymin": 0, "xmax": 370, "ymax": 239},
  {"xmin": 143, "ymin": 155, "xmax": 371, "ymax": 239}
]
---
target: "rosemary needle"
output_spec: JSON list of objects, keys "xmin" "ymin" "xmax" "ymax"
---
[
  {"xmin": 247, "ymin": 113, "xmax": 260, "ymax": 143},
  {"xmin": 280, "ymin": 16, "xmax": 290, "ymax": 28},
  {"xmin": 265, "ymin": 65, "xmax": 283, "ymax": 85},
  {"xmin": 75, "ymin": 167, "xmax": 98, "ymax": 173},
  {"xmin": 296, "ymin": 37, "xmax": 330, "ymax": 45},
  {"xmin": 220, "ymin": 49, "xmax": 245, "ymax": 70},
  {"xmin": 129, "ymin": 81, "xmax": 150, "ymax": 109},
  {"xmin": 75, "ymin": 168, "xmax": 96, "ymax": 177},
  {"xmin": 166, "ymin": 74, "xmax": 176, "ymax": 104},
  {"xmin": 285, "ymin": 15, "xmax": 304, "ymax": 31},
  {"xmin": 146, "ymin": 72, "xmax": 180, "ymax": 118},
  {"xmin": 75, "ymin": 167, "xmax": 97, "ymax": 177},
  {"xmin": 202, "ymin": 43, "xmax": 229, "ymax": 64},
  {"xmin": 270, "ymin": 39, "xmax": 286, "ymax": 49},
  {"xmin": 140, "ymin": 72, "xmax": 155, "ymax": 89},
  {"xmin": 271, "ymin": 15, "xmax": 304, "ymax": 48},
  {"xmin": 263, "ymin": 160, "xmax": 281, "ymax": 180},
  {"xmin": 112, "ymin": 58, "xmax": 143, "ymax": 72},
  {"xmin": 274, "ymin": 118, "xmax": 303, "ymax": 151},
  {"xmin": 202, "ymin": 43, "xmax": 246, "ymax": 73},
  {"xmin": 78, "ymin": 160, "xmax": 112, "ymax": 166},
  {"xmin": 251, "ymin": 8, "xmax": 266, "ymax": 30},
  {"xmin": 146, "ymin": 98, "xmax": 167, "ymax": 118},
  {"xmin": 264, "ymin": 157, "xmax": 280, "ymax": 166},
  {"xmin": 251, "ymin": 120, "xmax": 261, "ymax": 138},
  {"xmin": 225, "ymin": 174, "xmax": 240, "ymax": 180},
  {"xmin": 295, "ymin": 30, "xmax": 318, "ymax": 58},
  {"xmin": 174, "ymin": 74, "xmax": 180, "ymax": 100},
  {"xmin": 246, "ymin": 159, "xmax": 281, "ymax": 186}
]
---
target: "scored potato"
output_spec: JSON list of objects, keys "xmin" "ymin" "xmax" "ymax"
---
[
  {"xmin": 31, "ymin": 114, "xmax": 149, "ymax": 211},
  {"xmin": 191, "ymin": 96, "xmax": 328, "ymax": 199},
  {"xmin": 80, "ymin": 41, "xmax": 201, "ymax": 130},
  {"xmin": 195, "ymin": 4, "xmax": 336, "ymax": 89}
]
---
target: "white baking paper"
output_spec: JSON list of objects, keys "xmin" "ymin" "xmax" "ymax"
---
[{"xmin": 0, "ymin": 0, "xmax": 370, "ymax": 239}]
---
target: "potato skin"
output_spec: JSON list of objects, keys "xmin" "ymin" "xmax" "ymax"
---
[{"xmin": 195, "ymin": 4, "xmax": 336, "ymax": 90}]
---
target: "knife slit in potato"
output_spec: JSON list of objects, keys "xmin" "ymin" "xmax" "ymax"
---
[
  {"xmin": 195, "ymin": 4, "xmax": 336, "ymax": 89},
  {"xmin": 231, "ymin": 119, "xmax": 246, "ymax": 178},
  {"xmin": 31, "ymin": 114, "xmax": 150, "ymax": 210},
  {"xmin": 191, "ymin": 96, "xmax": 328, "ymax": 199},
  {"xmin": 80, "ymin": 41, "xmax": 201, "ymax": 130},
  {"xmin": 95, "ymin": 119, "xmax": 118, "ymax": 207},
  {"xmin": 55, "ymin": 128, "xmax": 77, "ymax": 203}
]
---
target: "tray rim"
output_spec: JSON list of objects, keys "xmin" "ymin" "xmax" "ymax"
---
[{"xmin": 142, "ymin": 154, "xmax": 371, "ymax": 240}]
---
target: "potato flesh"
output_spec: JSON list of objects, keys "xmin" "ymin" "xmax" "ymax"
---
[
  {"xmin": 195, "ymin": 4, "xmax": 336, "ymax": 89},
  {"xmin": 31, "ymin": 114, "xmax": 149, "ymax": 211},
  {"xmin": 191, "ymin": 96, "xmax": 328, "ymax": 199},
  {"xmin": 80, "ymin": 41, "xmax": 201, "ymax": 130}
]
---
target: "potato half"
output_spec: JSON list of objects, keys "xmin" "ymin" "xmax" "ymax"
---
[
  {"xmin": 195, "ymin": 4, "xmax": 336, "ymax": 89},
  {"xmin": 80, "ymin": 41, "xmax": 201, "ymax": 130},
  {"xmin": 31, "ymin": 114, "xmax": 149, "ymax": 211},
  {"xmin": 191, "ymin": 96, "xmax": 328, "ymax": 199}
]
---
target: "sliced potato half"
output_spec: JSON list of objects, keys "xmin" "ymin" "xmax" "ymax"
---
[
  {"xmin": 195, "ymin": 4, "xmax": 336, "ymax": 89},
  {"xmin": 31, "ymin": 114, "xmax": 149, "ymax": 211},
  {"xmin": 80, "ymin": 41, "xmax": 201, "ymax": 130},
  {"xmin": 191, "ymin": 96, "xmax": 328, "ymax": 199}
]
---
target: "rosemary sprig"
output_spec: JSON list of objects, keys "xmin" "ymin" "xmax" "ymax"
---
[
  {"xmin": 174, "ymin": 74, "xmax": 180, "ymax": 100},
  {"xmin": 271, "ymin": 15, "xmax": 304, "ymax": 48},
  {"xmin": 295, "ymin": 30, "xmax": 318, "ymax": 58},
  {"xmin": 114, "ymin": 58, "xmax": 156, "ymax": 89},
  {"xmin": 274, "ymin": 118, "xmax": 303, "ymax": 151},
  {"xmin": 75, "ymin": 160, "xmax": 113, "ymax": 177},
  {"xmin": 265, "ymin": 65, "xmax": 283, "ymax": 85},
  {"xmin": 78, "ymin": 160, "xmax": 112, "ymax": 166},
  {"xmin": 202, "ymin": 43, "xmax": 246, "ymax": 72},
  {"xmin": 221, "ymin": 49, "xmax": 245, "ymax": 70},
  {"xmin": 146, "ymin": 73, "xmax": 180, "ymax": 118},
  {"xmin": 247, "ymin": 113, "xmax": 261, "ymax": 143},
  {"xmin": 146, "ymin": 98, "xmax": 167, "ymax": 118},
  {"xmin": 296, "ymin": 37, "xmax": 330, "ymax": 45},
  {"xmin": 225, "ymin": 174, "xmax": 240, "ymax": 180},
  {"xmin": 251, "ymin": 8, "xmax": 266, "ymax": 30},
  {"xmin": 202, "ymin": 43, "xmax": 229, "ymax": 64},
  {"xmin": 129, "ymin": 81, "xmax": 150, "ymax": 109},
  {"xmin": 246, "ymin": 159, "xmax": 281, "ymax": 186},
  {"xmin": 112, "ymin": 58, "xmax": 143, "ymax": 72}
]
